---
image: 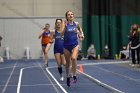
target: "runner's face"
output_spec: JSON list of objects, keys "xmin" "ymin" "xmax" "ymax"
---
[
  {"xmin": 45, "ymin": 24, "xmax": 50, "ymax": 30},
  {"xmin": 56, "ymin": 20, "xmax": 62, "ymax": 28},
  {"xmin": 67, "ymin": 11, "xmax": 74, "ymax": 21}
]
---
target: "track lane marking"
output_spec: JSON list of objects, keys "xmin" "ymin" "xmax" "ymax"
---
[
  {"xmin": 77, "ymin": 69, "xmax": 124, "ymax": 93},
  {"xmin": 2, "ymin": 62, "xmax": 17, "ymax": 93},
  {"xmin": 37, "ymin": 62, "xmax": 61, "ymax": 93},
  {"xmin": 46, "ymin": 68, "xmax": 68, "ymax": 93},
  {"xmin": 95, "ymin": 66, "xmax": 140, "ymax": 83},
  {"xmin": 16, "ymin": 66, "xmax": 39, "ymax": 93}
]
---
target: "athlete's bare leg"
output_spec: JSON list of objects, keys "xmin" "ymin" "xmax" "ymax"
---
[
  {"xmin": 43, "ymin": 43, "xmax": 51, "ymax": 66},
  {"xmin": 55, "ymin": 53, "xmax": 62, "ymax": 67},
  {"xmin": 71, "ymin": 45, "xmax": 79, "ymax": 76},
  {"xmin": 64, "ymin": 48, "xmax": 71, "ymax": 77},
  {"xmin": 61, "ymin": 54, "xmax": 66, "ymax": 66}
]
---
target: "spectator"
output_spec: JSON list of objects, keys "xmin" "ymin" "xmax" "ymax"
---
[
  {"xmin": 0, "ymin": 36, "xmax": 2, "ymax": 47},
  {"xmin": 129, "ymin": 24, "xmax": 140, "ymax": 67},
  {"xmin": 120, "ymin": 44, "xmax": 130, "ymax": 60},
  {"xmin": 87, "ymin": 44, "xmax": 96, "ymax": 60},
  {"xmin": 0, "ymin": 36, "xmax": 4, "ymax": 63},
  {"xmin": 77, "ymin": 47, "xmax": 84, "ymax": 60},
  {"xmin": 102, "ymin": 44, "xmax": 110, "ymax": 59}
]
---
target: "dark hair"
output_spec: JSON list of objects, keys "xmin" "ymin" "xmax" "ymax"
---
[
  {"xmin": 54, "ymin": 19, "xmax": 62, "ymax": 29},
  {"xmin": 45, "ymin": 23, "xmax": 50, "ymax": 26},
  {"xmin": 131, "ymin": 24, "xmax": 139, "ymax": 30},
  {"xmin": 55, "ymin": 19, "xmax": 62, "ymax": 24}
]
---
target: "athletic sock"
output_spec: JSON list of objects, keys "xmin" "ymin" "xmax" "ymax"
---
[
  {"xmin": 67, "ymin": 77, "xmax": 70, "ymax": 87},
  {"xmin": 58, "ymin": 67, "xmax": 62, "ymax": 76},
  {"xmin": 73, "ymin": 76, "xmax": 77, "ymax": 79}
]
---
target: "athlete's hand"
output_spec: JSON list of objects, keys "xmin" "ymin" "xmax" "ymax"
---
[
  {"xmin": 79, "ymin": 34, "xmax": 84, "ymax": 41},
  {"xmin": 64, "ymin": 20, "xmax": 67, "ymax": 24},
  {"xmin": 63, "ymin": 20, "xmax": 68, "ymax": 26}
]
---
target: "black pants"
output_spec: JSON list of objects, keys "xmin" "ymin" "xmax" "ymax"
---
[
  {"xmin": 88, "ymin": 55, "xmax": 96, "ymax": 60},
  {"xmin": 131, "ymin": 47, "xmax": 140, "ymax": 64}
]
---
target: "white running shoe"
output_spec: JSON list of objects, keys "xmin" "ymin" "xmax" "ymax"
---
[
  {"xmin": 43, "ymin": 63, "xmax": 48, "ymax": 69},
  {"xmin": 69, "ymin": 73, "xmax": 73, "ymax": 78},
  {"xmin": 60, "ymin": 76, "xmax": 64, "ymax": 81}
]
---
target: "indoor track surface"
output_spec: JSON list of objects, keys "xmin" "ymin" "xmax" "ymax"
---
[{"xmin": 0, "ymin": 59, "xmax": 140, "ymax": 93}]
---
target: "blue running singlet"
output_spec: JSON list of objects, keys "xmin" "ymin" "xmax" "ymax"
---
[
  {"xmin": 54, "ymin": 30, "xmax": 64, "ymax": 54},
  {"xmin": 64, "ymin": 22, "xmax": 78, "ymax": 52}
]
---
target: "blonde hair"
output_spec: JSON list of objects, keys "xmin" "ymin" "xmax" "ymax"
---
[{"xmin": 65, "ymin": 10, "xmax": 74, "ymax": 21}]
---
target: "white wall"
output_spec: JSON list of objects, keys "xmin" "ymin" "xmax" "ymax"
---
[
  {"xmin": 0, "ymin": 0, "xmax": 82, "ymax": 59},
  {"xmin": 0, "ymin": 17, "xmax": 82, "ymax": 59},
  {"xmin": 0, "ymin": 0, "xmax": 82, "ymax": 17}
]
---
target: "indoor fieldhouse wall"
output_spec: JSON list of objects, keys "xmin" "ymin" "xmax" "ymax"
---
[
  {"xmin": 0, "ymin": 0, "xmax": 82, "ymax": 17},
  {"xmin": 0, "ymin": 17, "xmax": 82, "ymax": 59},
  {"xmin": 0, "ymin": 0, "xmax": 82, "ymax": 59}
]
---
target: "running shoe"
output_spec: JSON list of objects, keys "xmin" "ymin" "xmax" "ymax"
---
[
  {"xmin": 69, "ymin": 73, "xmax": 73, "ymax": 78},
  {"xmin": 43, "ymin": 63, "xmax": 48, "ymax": 68},
  {"xmin": 72, "ymin": 76, "xmax": 77, "ymax": 83},
  {"xmin": 60, "ymin": 76, "xmax": 64, "ymax": 81}
]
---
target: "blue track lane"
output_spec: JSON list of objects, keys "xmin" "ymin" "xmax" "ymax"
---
[
  {"xmin": 83, "ymin": 64, "xmax": 140, "ymax": 93},
  {"xmin": 0, "ymin": 59, "xmax": 140, "ymax": 93}
]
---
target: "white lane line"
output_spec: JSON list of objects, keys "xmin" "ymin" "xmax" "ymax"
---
[
  {"xmin": 46, "ymin": 61, "xmax": 130, "ymax": 69},
  {"xmin": 20, "ymin": 84, "xmax": 64, "ymax": 87},
  {"xmin": 0, "ymin": 66, "xmax": 18, "ymax": 70},
  {"xmin": 44, "ymin": 61, "xmax": 128, "ymax": 93},
  {"xmin": 16, "ymin": 66, "xmax": 39, "ymax": 93},
  {"xmin": 77, "ymin": 60, "xmax": 130, "ymax": 66},
  {"xmin": 75, "ymin": 61, "xmax": 129, "ymax": 93},
  {"xmin": 1, "ymin": 83, "xmax": 94, "ymax": 87},
  {"xmin": 1, "ymin": 83, "xmax": 65, "ymax": 87},
  {"xmin": 46, "ymin": 68, "xmax": 68, "ymax": 93},
  {"xmin": 1, "ymin": 62, "xmax": 17, "ymax": 93},
  {"xmin": 0, "ymin": 65, "xmax": 40, "ymax": 70},
  {"xmin": 17, "ymin": 60, "xmax": 128, "ymax": 93},
  {"xmin": 37, "ymin": 62, "xmax": 60, "ymax": 93},
  {"xmin": 17, "ymin": 68, "xmax": 23, "ymax": 93},
  {"xmin": 95, "ymin": 66, "xmax": 140, "ymax": 83},
  {"xmin": 77, "ymin": 70, "xmax": 124, "ymax": 93}
]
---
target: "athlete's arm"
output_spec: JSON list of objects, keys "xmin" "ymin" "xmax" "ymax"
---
[
  {"xmin": 60, "ymin": 20, "xmax": 66, "ymax": 36},
  {"xmin": 38, "ymin": 30, "xmax": 44, "ymax": 39},
  {"xmin": 50, "ymin": 30, "xmax": 55, "ymax": 43},
  {"xmin": 76, "ymin": 22, "xmax": 84, "ymax": 40}
]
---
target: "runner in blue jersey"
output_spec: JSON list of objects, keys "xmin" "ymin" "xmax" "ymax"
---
[
  {"xmin": 53, "ymin": 19, "xmax": 66, "ymax": 81},
  {"xmin": 61, "ymin": 11, "xmax": 84, "ymax": 87}
]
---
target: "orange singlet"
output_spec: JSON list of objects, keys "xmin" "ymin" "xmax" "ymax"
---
[{"xmin": 41, "ymin": 31, "xmax": 52, "ymax": 45}]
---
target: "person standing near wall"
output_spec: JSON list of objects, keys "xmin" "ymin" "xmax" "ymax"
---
[
  {"xmin": 39, "ymin": 23, "xmax": 53, "ymax": 68},
  {"xmin": 53, "ymin": 19, "xmax": 66, "ymax": 81},
  {"xmin": 129, "ymin": 24, "xmax": 140, "ymax": 67},
  {"xmin": 0, "ymin": 36, "xmax": 2, "ymax": 47},
  {"xmin": 0, "ymin": 36, "xmax": 4, "ymax": 63},
  {"xmin": 61, "ymin": 10, "xmax": 84, "ymax": 87}
]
